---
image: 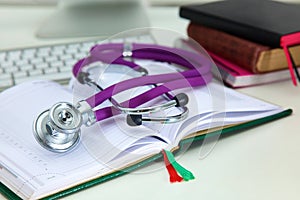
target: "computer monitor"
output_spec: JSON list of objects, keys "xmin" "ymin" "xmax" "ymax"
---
[{"xmin": 36, "ymin": 0, "xmax": 150, "ymax": 38}]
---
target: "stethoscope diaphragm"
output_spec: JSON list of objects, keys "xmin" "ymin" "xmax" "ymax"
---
[{"xmin": 33, "ymin": 103, "xmax": 82, "ymax": 152}]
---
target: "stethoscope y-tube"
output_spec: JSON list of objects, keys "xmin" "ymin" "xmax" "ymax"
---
[{"xmin": 33, "ymin": 42, "xmax": 212, "ymax": 153}]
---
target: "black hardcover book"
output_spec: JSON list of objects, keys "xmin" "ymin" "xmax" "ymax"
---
[{"xmin": 179, "ymin": 0, "xmax": 300, "ymax": 48}]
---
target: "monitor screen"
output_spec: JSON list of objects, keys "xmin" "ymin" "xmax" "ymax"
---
[{"xmin": 36, "ymin": 0, "xmax": 150, "ymax": 38}]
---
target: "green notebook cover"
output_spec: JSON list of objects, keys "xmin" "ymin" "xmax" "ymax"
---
[{"xmin": 1, "ymin": 109, "xmax": 292, "ymax": 200}]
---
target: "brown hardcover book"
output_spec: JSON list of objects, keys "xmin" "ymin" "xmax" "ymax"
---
[{"xmin": 187, "ymin": 22, "xmax": 300, "ymax": 73}]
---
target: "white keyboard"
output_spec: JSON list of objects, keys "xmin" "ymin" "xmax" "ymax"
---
[{"xmin": 0, "ymin": 35, "xmax": 154, "ymax": 92}]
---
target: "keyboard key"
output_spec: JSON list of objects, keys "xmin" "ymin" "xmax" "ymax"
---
[
  {"xmin": 59, "ymin": 54, "xmax": 73, "ymax": 61},
  {"xmin": 22, "ymin": 53, "xmax": 35, "ymax": 59},
  {"xmin": 74, "ymin": 53, "xmax": 87, "ymax": 60},
  {"xmin": 44, "ymin": 67, "xmax": 58, "ymax": 74},
  {"xmin": 1, "ymin": 61, "xmax": 13, "ymax": 68},
  {"xmin": 36, "ymin": 51, "xmax": 50, "ymax": 57},
  {"xmin": 21, "ymin": 64, "xmax": 34, "ymax": 71},
  {"xmin": 0, "ymin": 73, "xmax": 11, "ymax": 80},
  {"xmin": 7, "ymin": 50, "xmax": 21, "ymax": 60},
  {"xmin": 68, "ymin": 43, "xmax": 80, "ymax": 48},
  {"xmin": 65, "ymin": 48, "xmax": 78, "ymax": 54},
  {"xmin": 12, "ymin": 71, "xmax": 27, "ymax": 78},
  {"xmin": 59, "ymin": 65, "xmax": 71, "ymax": 72},
  {"xmin": 28, "ymin": 69, "xmax": 43, "ymax": 76},
  {"xmin": 5, "ymin": 66, "xmax": 19, "ymax": 73},
  {"xmin": 15, "ymin": 71, "xmax": 72, "ymax": 85},
  {"xmin": 45, "ymin": 56, "xmax": 58, "ymax": 63},
  {"xmin": 30, "ymin": 58, "xmax": 44, "ymax": 65},
  {"xmin": 22, "ymin": 49, "xmax": 36, "ymax": 58},
  {"xmin": 52, "ymin": 49, "xmax": 64, "ymax": 56},
  {"xmin": 35, "ymin": 63, "xmax": 49, "ymax": 69},
  {"xmin": 79, "ymin": 46, "xmax": 91, "ymax": 53},
  {"xmin": 65, "ymin": 59, "xmax": 77, "ymax": 67},
  {"xmin": 50, "ymin": 61, "xmax": 63, "ymax": 68},
  {"xmin": 15, "ymin": 59, "xmax": 29, "ymax": 66},
  {"xmin": 82, "ymin": 42, "xmax": 95, "ymax": 47}
]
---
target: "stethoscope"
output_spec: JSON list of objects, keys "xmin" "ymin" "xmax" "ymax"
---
[{"xmin": 33, "ymin": 42, "xmax": 212, "ymax": 153}]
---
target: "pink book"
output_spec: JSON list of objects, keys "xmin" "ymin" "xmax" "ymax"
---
[{"xmin": 208, "ymin": 51, "xmax": 292, "ymax": 88}]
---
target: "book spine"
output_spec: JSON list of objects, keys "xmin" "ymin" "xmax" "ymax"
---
[{"xmin": 187, "ymin": 23, "xmax": 270, "ymax": 73}]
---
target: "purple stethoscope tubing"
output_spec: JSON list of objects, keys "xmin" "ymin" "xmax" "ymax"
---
[
  {"xmin": 73, "ymin": 43, "xmax": 212, "ymax": 122},
  {"xmin": 33, "ymin": 42, "xmax": 213, "ymax": 153}
]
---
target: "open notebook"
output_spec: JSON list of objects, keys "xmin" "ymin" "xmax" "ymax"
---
[{"xmin": 0, "ymin": 61, "xmax": 292, "ymax": 199}]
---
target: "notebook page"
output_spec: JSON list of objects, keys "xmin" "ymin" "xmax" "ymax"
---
[
  {"xmin": 0, "ymin": 80, "xmax": 168, "ymax": 198},
  {"xmin": 169, "ymin": 82, "xmax": 284, "ymax": 143},
  {"xmin": 152, "ymin": 81, "xmax": 283, "ymax": 143}
]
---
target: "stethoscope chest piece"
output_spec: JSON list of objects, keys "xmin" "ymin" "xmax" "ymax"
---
[{"xmin": 33, "ymin": 102, "xmax": 82, "ymax": 153}]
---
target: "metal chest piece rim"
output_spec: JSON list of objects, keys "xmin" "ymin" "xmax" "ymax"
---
[{"xmin": 33, "ymin": 103, "xmax": 82, "ymax": 153}]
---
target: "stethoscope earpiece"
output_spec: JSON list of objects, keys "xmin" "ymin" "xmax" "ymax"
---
[
  {"xmin": 173, "ymin": 93, "xmax": 189, "ymax": 107},
  {"xmin": 127, "ymin": 114, "xmax": 143, "ymax": 126}
]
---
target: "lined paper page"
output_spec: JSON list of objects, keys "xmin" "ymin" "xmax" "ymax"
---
[{"xmin": 154, "ymin": 81, "xmax": 283, "ymax": 142}]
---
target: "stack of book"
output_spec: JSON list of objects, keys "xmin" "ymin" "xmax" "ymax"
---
[{"xmin": 179, "ymin": 0, "xmax": 300, "ymax": 88}]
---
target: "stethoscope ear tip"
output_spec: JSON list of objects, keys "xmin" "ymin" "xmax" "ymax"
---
[
  {"xmin": 126, "ymin": 114, "xmax": 143, "ymax": 126},
  {"xmin": 174, "ymin": 93, "xmax": 189, "ymax": 107}
]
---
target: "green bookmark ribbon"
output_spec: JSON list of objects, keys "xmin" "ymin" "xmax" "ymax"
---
[{"xmin": 164, "ymin": 150, "xmax": 195, "ymax": 181}]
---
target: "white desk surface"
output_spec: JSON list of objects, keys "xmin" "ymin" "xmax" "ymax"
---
[{"xmin": 1, "ymin": 4, "xmax": 300, "ymax": 200}]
